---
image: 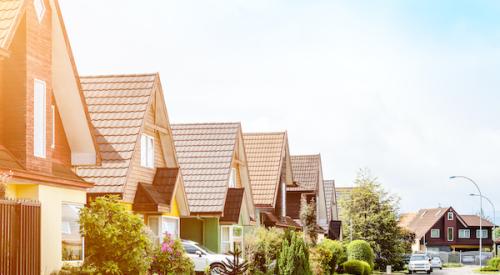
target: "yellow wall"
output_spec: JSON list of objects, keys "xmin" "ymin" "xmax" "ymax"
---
[
  {"xmin": 166, "ymin": 196, "xmax": 180, "ymax": 217},
  {"xmin": 6, "ymin": 182, "xmax": 86, "ymax": 274}
]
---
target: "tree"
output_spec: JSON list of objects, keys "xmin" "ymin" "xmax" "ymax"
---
[
  {"xmin": 278, "ymin": 231, "xmax": 311, "ymax": 275},
  {"xmin": 0, "ymin": 170, "xmax": 13, "ymax": 199},
  {"xmin": 222, "ymin": 247, "xmax": 249, "ymax": 275},
  {"xmin": 300, "ymin": 196, "xmax": 318, "ymax": 245},
  {"xmin": 79, "ymin": 196, "xmax": 153, "ymax": 274},
  {"xmin": 310, "ymin": 238, "xmax": 345, "ymax": 275},
  {"xmin": 340, "ymin": 169, "xmax": 412, "ymax": 270}
]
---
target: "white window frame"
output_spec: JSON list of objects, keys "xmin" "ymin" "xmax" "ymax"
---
[
  {"xmin": 51, "ymin": 105, "xmax": 55, "ymax": 149},
  {"xmin": 34, "ymin": 79, "xmax": 46, "ymax": 158},
  {"xmin": 459, "ymin": 229, "xmax": 470, "ymax": 239},
  {"xmin": 476, "ymin": 229, "xmax": 489, "ymax": 239},
  {"xmin": 220, "ymin": 225, "xmax": 244, "ymax": 254},
  {"xmin": 228, "ymin": 167, "xmax": 237, "ymax": 188},
  {"xmin": 430, "ymin": 229, "xmax": 440, "ymax": 238},
  {"xmin": 141, "ymin": 134, "xmax": 154, "ymax": 168},
  {"xmin": 148, "ymin": 216, "xmax": 180, "ymax": 245},
  {"xmin": 61, "ymin": 203, "xmax": 84, "ymax": 263},
  {"xmin": 448, "ymin": 212, "xmax": 454, "ymax": 220},
  {"xmin": 33, "ymin": 0, "xmax": 46, "ymax": 22},
  {"xmin": 447, "ymin": 227, "xmax": 454, "ymax": 241}
]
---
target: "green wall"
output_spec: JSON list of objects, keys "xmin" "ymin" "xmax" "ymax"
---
[
  {"xmin": 180, "ymin": 217, "xmax": 220, "ymax": 253},
  {"xmin": 203, "ymin": 218, "xmax": 220, "ymax": 253}
]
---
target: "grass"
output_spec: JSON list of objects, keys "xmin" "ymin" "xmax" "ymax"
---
[
  {"xmin": 473, "ymin": 268, "xmax": 500, "ymax": 274},
  {"xmin": 443, "ymin": 263, "xmax": 464, "ymax": 268}
]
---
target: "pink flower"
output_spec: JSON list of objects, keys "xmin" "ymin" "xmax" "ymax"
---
[{"xmin": 161, "ymin": 242, "xmax": 168, "ymax": 252}]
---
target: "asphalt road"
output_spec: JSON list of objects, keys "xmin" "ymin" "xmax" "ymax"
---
[{"xmin": 410, "ymin": 266, "xmax": 480, "ymax": 275}]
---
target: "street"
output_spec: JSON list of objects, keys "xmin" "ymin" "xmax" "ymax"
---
[{"xmin": 408, "ymin": 266, "xmax": 486, "ymax": 275}]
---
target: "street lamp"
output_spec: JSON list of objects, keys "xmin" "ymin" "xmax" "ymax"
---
[
  {"xmin": 470, "ymin": 193, "xmax": 496, "ymax": 256},
  {"xmin": 450, "ymin": 176, "xmax": 483, "ymax": 268}
]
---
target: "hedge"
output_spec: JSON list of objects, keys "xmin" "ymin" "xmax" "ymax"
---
[
  {"xmin": 347, "ymin": 240, "xmax": 375, "ymax": 268},
  {"xmin": 343, "ymin": 260, "xmax": 371, "ymax": 275}
]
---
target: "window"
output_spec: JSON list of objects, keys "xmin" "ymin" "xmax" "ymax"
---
[
  {"xmin": 34, "ymin": 79, "xmax": 46, "ymax": 158},
  {"xmin": 448, "ymin": 212, "xmax": 454, "ymax": 220},
  {"xmin": 148, "ymin": 216, "xmax": 179, "ymax": 245},
  {"xmin": 228, "ymin": 168, "xmax": 236, "ymax": 188},
  {"xmin": 431, "ymin": 229, "xmax": 440, "ymax": 238},
  {"xmin": 477, "ymin": 229, "xmax": 489, "ymax": 239},
  {"xmin": 51, "ymin": 105, "xmax": 55, "ymax": 148},
  {"xmin": 459, "ymin": 229, "xmax": 471, "ymax": 239},
  {"xmin": 33, "ymin": 0, "xmax": 45, "ymax": 22},
  {"xmin": 220, "ymin": 225, "xmax": 243, "ymax": 254},
  {"xmin": 141, "ymin": 134, "xmax": 154, "ymax": 168},
  {"xmin": 447, "ymin": 227, "xmax": 454, "ymax": 241},
  {"xmin": 62, "ymin": 203, "xmax": 84, "ymax": 261},
  {"xmin": 183, "ymin": 243, "xmax": 199, "ymax": 254}
]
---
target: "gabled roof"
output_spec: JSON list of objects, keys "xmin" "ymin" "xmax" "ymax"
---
[
  {"xmin": 324, "ymin": 179, "xmax": 336, "ymax": 221},
  {"xmin": 289, "ymin": 154, "xmax": 321, "ymax": 192},
  {"xmin": 171, "ymin": 123, "xmax": 241, "ymax": 213},
  {"xmin": 461, "ymin": 215, "xmax": 495, "ymax": 227},
  {"xmin": 0, "ymin": 0, "xmax": 24, "ymax": 56},
  {"xmin": 400, "ymin": 207, "xmax": 468, "ymax": 239},
  {"xmin": 220, "ymin": 188, "xmax": 244, "ymax": 223},
  {"xmin": 133, "ymin": 168, "xmax": 178, "ymax": 213},
  {"xmin": 242, "ymin": 132, "xmax": 292, "ymax": 207},
  {"xmin": 77, "ymin": 74, "xmax": 158, "ymax": 193}
]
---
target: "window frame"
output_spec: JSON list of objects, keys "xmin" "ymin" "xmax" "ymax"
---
[
  {"xmin": 476, "ymin": 229, "xmax": 489, "ymax": 239},
  {"xmin": 148, "ymin": 215, "xmax": 180, "ymax": 245},
  {"xmin": 430, "ymin": 229, "xmax": 440, "ymax": 238},
  {"xmin": 61, "ymin": 202, "xmax": 84, "ymax": 263},
  {"xmin": 459, "ymin": 229, "xmax": 471, "ymax": 239},
  {"xmin": 447, "ymin": 212, "xmax": 454, "ymax": 220},
  {"xmin": 447, "ymin": 227, "xmax": 454, "ymax": 241},
  {"xmin": 141, "ymin": 134, "xmax": 155, "ymax": 168},
  {"xmin": 34, "ymin": 79, "xmax": 46, "ymax": 158},
  {"xmin": 228, "ymin": 167, "xmax": 237, "ymax": 188},
  {"xmin": 220, "ymin": 225, "xmax": 244, "ymax": 254}
]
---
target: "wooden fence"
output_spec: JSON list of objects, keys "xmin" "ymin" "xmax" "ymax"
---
[{"xmin": 0, "ymin": 198, "xmax": 41, "ymax": 275}]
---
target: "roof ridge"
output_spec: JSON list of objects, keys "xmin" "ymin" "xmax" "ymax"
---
[
  {"xmin": 80, "ymin": 73, "xmax": 158, "ymax": 79},
  {"xmin": 172, "ymin": 122, "xmax": 241, "ymax": 127},
  {"xmin": 243, "ymin": 131, "xmax": 286, "ymax": 136}
]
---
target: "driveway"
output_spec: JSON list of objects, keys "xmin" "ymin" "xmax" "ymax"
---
[{"xmin": 417, "ymin": 265, "xmax": 481, "ymax": 275}]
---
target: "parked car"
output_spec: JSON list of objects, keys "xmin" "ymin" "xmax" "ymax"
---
[
  {"xmin": 430, "ymin": 257, "xmax": 442, "ymax": 270},
  {"xmin": 408, "ymin": 254, "xmax": 432, "ymax": 274},
  {"xmin": 182, "ymin": 240, "xmax": 232, "ymax": 274}
]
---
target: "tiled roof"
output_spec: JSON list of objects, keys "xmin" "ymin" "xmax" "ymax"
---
[
  {"xmin": 171, "ymin": 123, "xmax": 240, "ymax": 213},
  {"xmin": 77, "ymin": 74, "xmax": 157, "ymax": 193},
  {"xmin": 324, "ymin": 180, "xmax": 335, "ymax": 221},
  {"xmin": 0, "ymin": 0, "xmax": 24, "ymax": 50},
  {"xmin": 133, "ymin": 168, "xmax": 179, "ymax": 212},
  {"xmin": 461, "ymin": 215, "xmax": 495, "ymax": 227},
  {"xmin": 220, "ymin": 188, "xmax": 244, "ymax": 223},
  {"xmin": 289, "ymin": 155, "xmax": 321, "ymax": 191},
  {"xmin": 242, "ymin": 132, "xmax": 286, "ymax": 207}
]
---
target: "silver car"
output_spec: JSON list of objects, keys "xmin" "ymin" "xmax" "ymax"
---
[{"xmin": 430, "ymin": 257, "xmax": 442, "ymax": 270}]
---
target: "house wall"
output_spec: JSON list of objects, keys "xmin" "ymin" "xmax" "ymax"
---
[
  {"xmin": 286, "ymin": 192, "xmax": 302, "ymax": 219},
  {"xmin": 181, "ymin": 218, "xmax": 204, "ymax": 244},
  {"xmin": 204, "ymin": 218, "xmax": 220, "ymax": 252},
  {"xmin": 180, "ymin": 217, "xmax": 221, "ymax": 252},
  {"xmin": 8, "ymin": 181, "xmax": 86, "ymax": 274},
  {"xmin": 124, "ymin": 93, "xmax": 167, "ymax": 203}
]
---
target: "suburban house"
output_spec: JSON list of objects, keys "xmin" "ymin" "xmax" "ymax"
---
[
  {"xmin": 324, "ymin": 179, "xmax": 342, "ymax": 240},
  {"xmin": 171, "ymin": 123, "xmax": 256, "ymax": 254},
  {"xmin": 242, "ymin": 132, "xmax": 300, "ymax": 229},
  {"xmin": 287, "ymin": 154, "xmax": 329, "ymax": 233},
  {"xmin": 336, "ymin": 186, "xmax": 355, "ymax": 220},
  {"xmin": 0, "ymin": 0, "xmax": 100, "ymax": 272},
  {"xmin": 76, "ymin": 73, "xmax": 190, "ymax": 244},
  {"xmin": 399, "ymin": 207, "xmax": 495, "ymax": 252}
]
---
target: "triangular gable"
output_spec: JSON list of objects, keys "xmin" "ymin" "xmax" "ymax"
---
[
  {"xmin": 0, "ymin": 0, "xmax": 25, "ymax": 57},
  {"xmin": 133, "ymin": 168, "xmax": 179, "ymax": 213},
  {"xmin": 220, "ymin": 188, "xmax": 244, "ymax": 223}
]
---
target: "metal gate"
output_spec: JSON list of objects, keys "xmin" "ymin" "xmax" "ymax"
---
[{"xmin": 0, "ymin": 199, "xmax": 41, "ymax": 275}]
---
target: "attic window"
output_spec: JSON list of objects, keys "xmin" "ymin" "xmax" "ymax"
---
[
  {"xmin": 447, "ymin": 212, "xmax": 454, "ymax": 220},
  {"xmin": 228, "ymin": 168, "xmax": 236, "ymax": 188},
  {"xmin": 141, "ymin": 134, "xmax": 154, "ymax": 168},
  {"xmin": 34, "ymin": 0, "xmax": 46, "ymax": 22}
]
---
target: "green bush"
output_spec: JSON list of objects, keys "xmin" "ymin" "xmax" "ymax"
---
[
  {"xmin": 244, "ymin": 227, "xmax": 285, "ymax": 274},
  {"xmin": 310, "ymin": 239, "xmax": 345, "ymax": 275},
  {"xmin": 278, "ymin": 231, "xmax": 312, "ymax": 275},
  {"xmin": 361, "ymin": 260, "xmax": 372, "ymax": 275},
  {"xmin": 347, "ymin": 240, "xmax": 375, "ymax": 268},
  {"xmin": 481, "ymin": 266, "xmax": 499, "ymax": 272},
  {"xmin": 343, "ymin": 260, "xmax": 366, "ymax": 275},
  {"xmin": 79, "ymin": 196, "xmax": 152, "ymax": 274},
  {"xmin": 487, "ymin": 257, "xmax": 500, "ymax": 270},
  {"xmin": 150, "ymin": 233, "xmax": 194, "ymax": 274}
]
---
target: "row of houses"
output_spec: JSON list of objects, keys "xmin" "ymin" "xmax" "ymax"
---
[{"xmin": 0, "ymin": 0, "xmax": 340, "ymax": 273}]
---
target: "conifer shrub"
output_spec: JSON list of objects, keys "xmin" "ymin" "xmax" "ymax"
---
[{"xmin": 277, "ymin": 231, "xmax": 311, "ymax": 275}]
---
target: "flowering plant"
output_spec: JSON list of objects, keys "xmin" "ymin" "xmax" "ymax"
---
[{"xmin": 150, "ymin": 233, "xmax": 194, "ymax": 275}]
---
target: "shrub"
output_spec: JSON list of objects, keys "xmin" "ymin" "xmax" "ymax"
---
[
  {"xmin": 347, "ymin": 240, "xmax": 375, "ymax": 268},
  {"xmin": 481, "ymin": 266, "xmax": 499, "ymax": 272},
  {"xmin": 244, "ymin": 227, "xmax": 285, "ymax": 274},
  {"xmin": 310, "ymin": 239, "xmax": 345, "ymax": 275},
  {"xmin": 343, "ymin": 260, "xmax": 366, "ymax": 275},
  {"xmin": 79, "ymin": 196, "xmax": 152, "ymax": 274},
  {"xmin": 278, "ymin": 231, "xmax": 311, "ymax": 275},
  {"xmin": 150, "ymin": 233, "xmax": 194, "ymax": 274},
  {"xmin": 486, "ymin": 257, "xmax": 500, "ymax": 271},
  {"xmin": 361, "ymin": 260, "xmax": 372, "ymax": 275}
]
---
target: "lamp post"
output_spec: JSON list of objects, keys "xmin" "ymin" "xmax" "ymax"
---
[
  {"xmin": 450, "ymin": 176, "xmax": 483, "ymax": 268},
  {"xmin": 470, "ymin": 193, "xmax": 496, "ymax": 256}
]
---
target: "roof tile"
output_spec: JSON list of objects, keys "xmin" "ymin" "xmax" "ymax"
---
[{"xmin": 289, "ymin": 155, "xmax": 320, "ymax": 191}]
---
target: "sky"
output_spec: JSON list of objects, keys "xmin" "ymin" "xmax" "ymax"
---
[{"xmin": 59, "ymin": 0, "xmax": 500, "ymax": 219}]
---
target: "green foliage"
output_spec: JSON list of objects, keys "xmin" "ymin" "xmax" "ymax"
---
[
  {"xmin": 300, "ymin": 196, "xmax": 318, "ymax": 245},
  {"xmin": 79, "ymin": 196, "xmax": 152, "ymax": 274},
  {"xmin": 278, "ymin": 231, "xmax": 311, "ymax": 275},
  {"xmin": 442, "ymin": 262, "xmax": 463, "ymax": 268},
  {"xmin": 150, "ymin": 233, "xmax": 194, "ymax": 274},
  {"xmin": 221, "ymin": 247, "xmax": 249, "ymax": 275},
  {"xmin": 343, "ymin": 260, "xmax": 370, "ymax": 275},
  {"xmin": 487, "ymin": 257, "xmax": 500, "ymax": 271},
  {"xmin": 481, "ymin": 265, "xmax": 499, "ymax": 272},
  {"xmin": 347, "ymin": 240, "xmax": 375, "ymax": 269},
  {"xmin": 310, "ymin": 239, "xmax": 345, "ymax": 275},
  {"xmin": 340, "ymin": 169, "xmax": 412, "ymax": 270},
  {"xmin": 244, "ymin": 227, "xmax": 285, "ymax": 274}
]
